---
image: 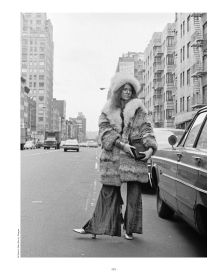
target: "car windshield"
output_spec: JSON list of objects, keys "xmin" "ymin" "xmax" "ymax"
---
[{"xmin": 66, "ymin": 139, "xmax": 78, "ymax": 145}]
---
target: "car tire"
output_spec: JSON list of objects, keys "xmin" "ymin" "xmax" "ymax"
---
[
  {"xmin": 157, "ymin": 188, "xmax": 174, "ymax": 219},
  {"xmin": 64, "ymin": 149, "xmax": 67, "ymax": 152}
]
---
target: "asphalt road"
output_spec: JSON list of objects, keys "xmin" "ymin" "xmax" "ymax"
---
[{"xmin": 20, "ymin": 147, "xmax": 206, "ymax": 257}]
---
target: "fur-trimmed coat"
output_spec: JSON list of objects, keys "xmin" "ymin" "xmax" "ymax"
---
[{"xmin": 99, "ymin": 98, "xmax": 157, "ymax": 186}]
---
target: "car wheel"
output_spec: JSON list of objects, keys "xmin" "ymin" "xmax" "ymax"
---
[
  {"xmin": 64, "ymin": 149, "xmax": 67, "ymax": 152},
  {"xmin": 157, "ymin": 188, "xmax": 174, "ymax": 219}
]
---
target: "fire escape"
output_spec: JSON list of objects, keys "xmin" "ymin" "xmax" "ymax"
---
[
  {"xmin": 190, "ymin": 13, "xmax": 207, "ymax": 109},
  {"xmin": 152, "ymin": 45, "xmax": 164, "ymax": 127}
]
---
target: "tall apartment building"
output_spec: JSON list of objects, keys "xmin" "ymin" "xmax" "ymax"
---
[
  {"xmin": 144, "ymin": 32, "xmax": 164, "ymax": 127},
  {"xmin": 174, "ymin": 13, "xmax": 207, "ymax": 129},
  {"xmin": 76, "ymin": 112, "xmax": 87, "ymax": 142},
  {"xmin": 21, "ymin": 13, "xmax": 54, "ymax": 137}
]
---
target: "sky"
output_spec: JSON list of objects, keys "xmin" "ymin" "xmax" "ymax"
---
[{"xmin": 48, "ymin": 13, "xmax": 175, "ymax": 131}]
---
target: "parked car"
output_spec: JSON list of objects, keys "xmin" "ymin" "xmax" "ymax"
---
[
  {"xmin": 63, "ymin": 139, "xmax": 79, "ymax": 152},
  {"xmin": 87, "ymin": 140, "xmax": 98, "ymax": 148},
  {"xmin": 24, "ymin": 140, "xmax": 35, "ymax": 149},
  {"xmin": 150, "ymin": 106, "xmax": 207, "ymax": 236},
  {"xmin": 60, "ymin": 140, "xmax": 66, "ymax": 148}
]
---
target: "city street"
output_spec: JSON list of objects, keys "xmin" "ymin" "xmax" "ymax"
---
[{"xmin": 21, "ymin": 147, "xmax": 206, "ymax": 257}]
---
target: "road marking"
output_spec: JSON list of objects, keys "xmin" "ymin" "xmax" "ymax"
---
[{"xmin": 32, "ymin": 200, "xmax": 43, "ymax": 203}]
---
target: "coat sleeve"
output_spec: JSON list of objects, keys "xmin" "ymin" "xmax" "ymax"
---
[
  {"xmin": 98, "ymin": 112, "xmax": 121, "ymax": 151},
  {"xmin": 137, "ymin": 110, "xmax": 158, "ymax": 155}
]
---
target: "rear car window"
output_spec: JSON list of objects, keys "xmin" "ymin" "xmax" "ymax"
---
[
  {"xmin": 182, "ymin": 111, "xmax": 207, "ymax": 148},
  {"xmin": 196, "ymin": 120, "xmax": 207, "ymax": 150}
]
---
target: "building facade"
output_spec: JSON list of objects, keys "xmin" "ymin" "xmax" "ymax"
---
[
  {"xmin": 21, "ymin": 13, "xmax": 54, "ymax": 137},
  {"xmin": 142, "ymin": 13, "xmax": 207, "ymax": 129},
  {"xmin": 174, "ymin": 13, "xmax": 207, "ymax": 129}
]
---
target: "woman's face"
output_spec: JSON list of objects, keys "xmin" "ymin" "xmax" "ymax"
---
[{"xmin": 121, "ymin": 84, "xmax": 132, "ymax": 101}]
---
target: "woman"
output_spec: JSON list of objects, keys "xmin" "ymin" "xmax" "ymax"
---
[{"xmin": 73, "ymin": 72, "xmax": 157, "ymax": 240}]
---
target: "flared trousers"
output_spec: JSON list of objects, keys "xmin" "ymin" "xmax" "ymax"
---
[{"xmin": 83, "ymin": 181, "xmax": 143, "ymax": 236}]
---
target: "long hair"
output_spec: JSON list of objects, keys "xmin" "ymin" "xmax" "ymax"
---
[{"xmin": 110, "ymin": 83, "xmax": 137, "ymax": 109}]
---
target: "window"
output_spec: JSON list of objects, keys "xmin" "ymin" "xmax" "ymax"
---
[
  {"xmin": 187, "ymin": 16, "xmax": 190, "ymax": 32},
  {"xmin": 167, "ymin": 36, "xmax": 174, "ymax": 47},
  {"xmin": 183, "ymin": 46, "xmax": 185, "ymax": 61},
  {"xmin": 29, "ymin": 75, "xmax": 32, "ymax": 80},
  {"xmin": 182, "ymin": 97, "xmax": 185, "ymax": 111},
  {"xmin": 33, "ymin": 82, "xmax": 36, "ymax": 88},
  {"xmin": 182, "ymin": 71, "xmax": 185, "ymax": 86},
  {"xmin": 187, "ymin": 96, "xmax": 190, "ymax": 112},
  {"xmin": 39, "ymin": 54, "xmax": 45, "ymax": 59},
  {"xmin": 39, "ymin": 82, "xmax": 44, "ymax": 87},
  {"xmin": 183, "ymin": 21, "xmax": 185, "ymax": 36},
  {"xmin": 180, "ymin": 73, "xmax": 182, "ymax": 87},
  {"xmin": 36, "ymin": 20, "xmax": 41, "ymax": 24},
  {"xmin": 166, "ymin": 109, "xmax": 173, "ymax": 119},
  {"xmin": 176, "ymin": 100, "xmax": 177, "ymax": 113},
  {"xmin": 39, "ymin": 96, "xmax": 44, "ymax": 101},
  {"xmin": 166, "ymin": 54, "xmax": 174, "ymax": 65},
  {"xmin": 180, "ymin": 48, "xmax": 182, "ymax": 63},
  {"xmin": 180, "ymin": 98, "xmax": 182, "ymax": 112},
  {"xmin": 184, "ymin": 112, "xmax": 207, "ymax": 148},
  {"xmin": 197, "ymin": 120, "xmax": 207, "ymax": 150},
  {"xmin": 166, "ymin": 73, "xmax": 174, "ymax": 84},
  {"xmin": 29, "ymin": 82, "xmax": 32, "ymax": 87},
  {"xmin": 180, "ymin": 24, "xmax": 182, "ymax": 38},
  {"xmin": 187, "ymin": 42, "xmax": 190, "ymax": 58},
  {"xmin": 38, "ymin": 117, "xmax": 44, "ymax": 122},
  {"xmin": 39, "ymin": 75, "xmax": 44, "ymax": 80},
  {"xmin": 166, "ymin": 91, "xmax": 173, "ymax": 101},
  {"xmin": 187, "ymin": 69, "xmax": 190, "ymax": 85}
]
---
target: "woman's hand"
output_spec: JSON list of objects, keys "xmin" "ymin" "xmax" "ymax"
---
[
  {"xmin": 139, "ymin": 148, "xmax": 153, "ymax": 161},
  {"xmin": 123, "ymin": 143, "xmax": 136, "ymax": 158}
]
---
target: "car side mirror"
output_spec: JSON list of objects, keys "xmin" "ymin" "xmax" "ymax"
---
[{"xmin": 168, "ymin": 135, "xmax": 177, "ymax": 149}]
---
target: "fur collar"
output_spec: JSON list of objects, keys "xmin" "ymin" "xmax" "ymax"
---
[{"xmin": 101, "ymin": 98, "xmax": 146, "ymax": 133}]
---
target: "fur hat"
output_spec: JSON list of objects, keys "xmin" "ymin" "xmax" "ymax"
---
[{"xmin": 108, "ymin": 72, "xmax": 141, "ymax": 98}]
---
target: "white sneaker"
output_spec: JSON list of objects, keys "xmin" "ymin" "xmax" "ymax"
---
[
  {"xmin": 124, "ymin": 233, "xmax": 133, "ymax": 240},
  {"xmin": 73, "ymin": 228, "xmax": 87, "ymax": 234}
]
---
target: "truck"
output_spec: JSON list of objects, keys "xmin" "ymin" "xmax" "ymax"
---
[{"xmin": 44, "ymin": 131, "xmax": 61, "ymax": 149}]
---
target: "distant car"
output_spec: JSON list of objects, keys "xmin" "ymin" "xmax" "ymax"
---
[
  {"xmin": 87, "ymin": 140, "xmax": 98, "ymax": 148},
  {"xmin": 150, "ymin": 106, "xmax": 207, "ymax": 236},
  {"xmin": 24, "ymin": 140, "xmax": 35, "ymax": 149},
  {"xmin": 44, "ymin": 137, "xmax": 57, "ymax": 149},
  {"xmin": 60, "ymin": 140, "xmax": 66, "ymax": 148},
  {"xmin": 63, "ymin": 139, "xmax": 79, "ymax": 152}
]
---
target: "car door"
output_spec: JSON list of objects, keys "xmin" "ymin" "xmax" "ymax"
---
[
  {"xmin": 195, "ymin": 119, "xmax": 207, "ymax": 209},
  {"xmin": 153, "ymin": 147, "xmax": 179, "ymax": 210},
  {"xmin": 176, "ymin": 111, "xmax": 207, "ymax": 223}
]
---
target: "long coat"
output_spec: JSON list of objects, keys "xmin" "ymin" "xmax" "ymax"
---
[{"xmin": 99, "ymin": 98, "xmax": 157, "ymax": 186}]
